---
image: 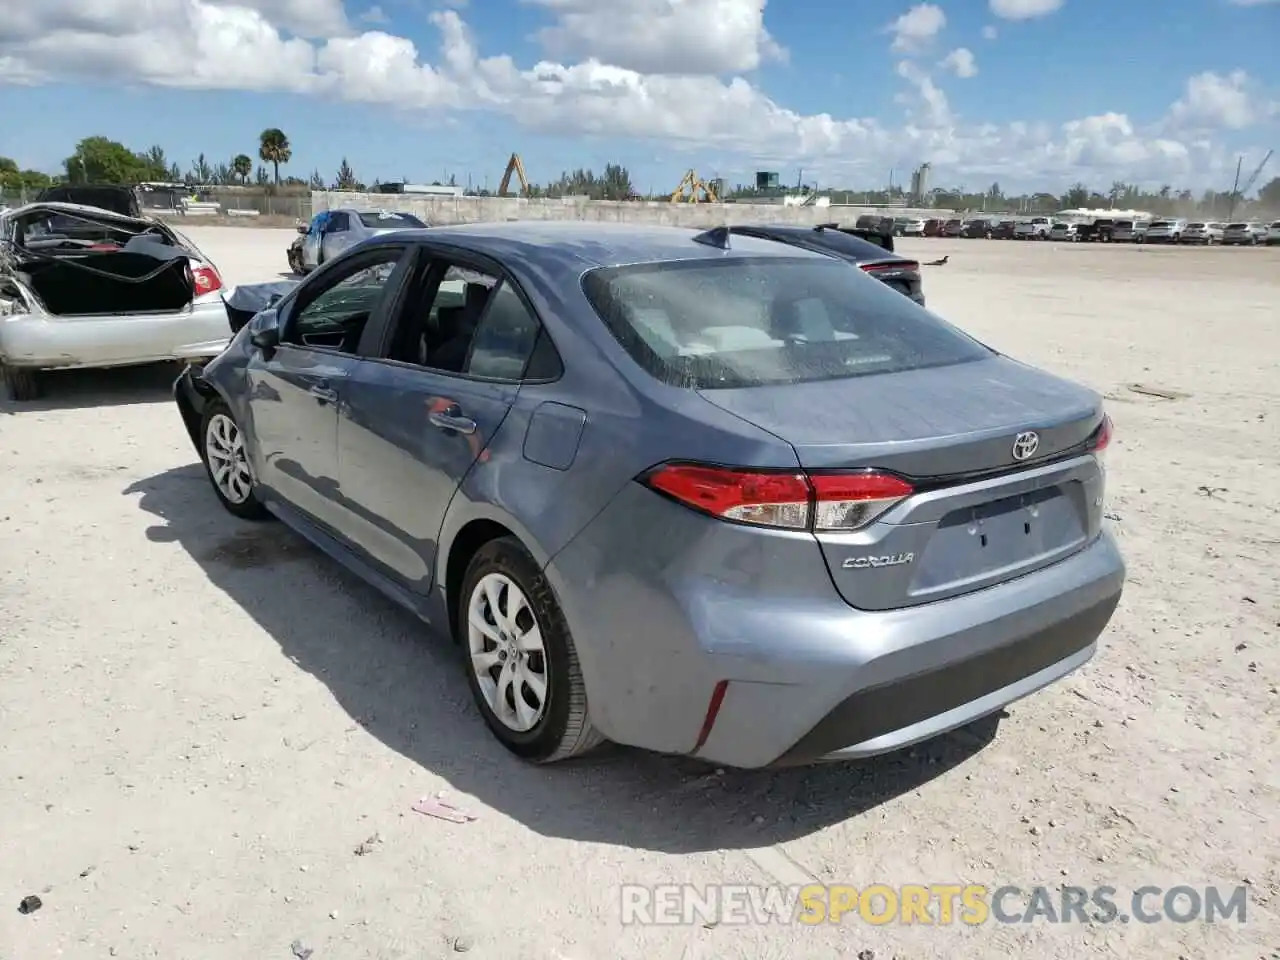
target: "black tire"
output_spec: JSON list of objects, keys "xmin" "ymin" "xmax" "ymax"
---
[
  {"xmin": 1, "ymin": 363, "xmax": 40, "ymax": 402},
  {"xmin": 458, "ymin": 536, "xmax": 604, "ymax": 763},
  {"xmin": 287, "ymin": 248, "xmax": 301, "ymax": 273},
  {"xmin": 199, "ymin": 399, "xmax": 270, "ymax": 520}
]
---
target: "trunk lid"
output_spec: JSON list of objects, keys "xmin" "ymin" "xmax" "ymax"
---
[{"xmin": 698, "ymin": 355, "xmax": 1107, "ymax": 611}]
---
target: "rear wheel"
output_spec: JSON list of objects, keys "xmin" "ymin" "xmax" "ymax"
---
[
  {"xmin": 459, "ymin": 537, "xmax": 603, "ymax": 763},
  {"xmin": 0, "ymin": 363, "xmax": 39, "ymax": 402},
  {"xmin": 200, "ymin": 400, "xmax": 270, "ymax": 520}
]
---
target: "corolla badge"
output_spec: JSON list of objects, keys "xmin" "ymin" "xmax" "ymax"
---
[
  {"xmin": 1011, "ymin": 430, "xmax": 1040, "ymax": 461},
  {"xmin": 842, "ymin": 553, "xmax": 915, "ymax": 570}
]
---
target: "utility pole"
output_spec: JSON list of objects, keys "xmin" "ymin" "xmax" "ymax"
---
[{"xmin": 1227, "ymin": 155, "xmax": 1243, "ymax": 222}]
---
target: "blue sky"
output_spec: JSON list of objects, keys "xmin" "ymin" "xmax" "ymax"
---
[{"xmin": 1, "ymin": 0, "xmax": 1277, "ymax": 194}]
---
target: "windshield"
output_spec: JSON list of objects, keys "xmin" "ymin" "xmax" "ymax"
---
[
  {"xmin": 1115, "ymin": 221, "xmax": 1133, "ymax": 228},
  {"xmin": 580, "ymin": 257, "xmax": 991, "ymax": 390},
  {"xmin": 1226, "ymin": 223, "xmax": 1248, "ymax": 229},
  {"xmin": 358, "ymin": 211, "xmax": 426, "ymax": 228},
  {"xmin": 1150, "ymin": 221, "xmax": 1171, "ymax": 228}
]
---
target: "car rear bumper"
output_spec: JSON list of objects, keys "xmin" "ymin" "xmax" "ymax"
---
[
  {"xmin": 0, "ymin": 298, "xmax": 231, "ymax": 370},
  {"xmin": 546, "ymin": 484, "xmax": 1125, "ymax": 769}
]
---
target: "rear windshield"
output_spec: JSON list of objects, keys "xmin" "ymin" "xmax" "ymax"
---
[
  {"xmin": 1150, "ymin": 221, "xmax": 1171, "ymax": 228},
  {"xmin": 358, "ymin": 211, "xmax": 425, "ymax": 228},
  {"xmin": 1187, "ymin": 223, "xmax": 1205, "ymax": 229},
  {"xmin": 1226, "ymin": 223, "xmax": 1248, "ymax": 229},
  {"xmin": 580, "ymin": 257, "xmax": 991, "ymax": 390},
  {"xmin": 1115, "ymin": 221, "xmax": 1133, "ymax": 228}
]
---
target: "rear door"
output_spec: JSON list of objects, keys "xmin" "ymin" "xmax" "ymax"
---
[{"xmin": 335, "ymin": 250, "xmax": 552, "ymax": 592}]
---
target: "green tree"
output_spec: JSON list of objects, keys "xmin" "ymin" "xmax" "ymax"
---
[
  {"xmin": 190, "ymin": 153, "xmax": 213, "ymax": 184},
  {"xmin": 258, "ymin": 128, "xmax": 291, "ymax": 186},
  {"xmin": 139, "ymin": 145, "xmax": 170, "ymax": 180},
  {"xmin": 232, "ymin": 153, "xmax": 253, "ymax": 184},
  {"xmin": 334, "ymin": 157, "xmax": 359, "ymax": 191},
  {"xmin": 63, "ymin": 136, "xmax": 152, "ymax": 184}
]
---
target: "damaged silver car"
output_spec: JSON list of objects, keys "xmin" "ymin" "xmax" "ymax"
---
[{"xmin": 0, "ymin": 201, "xmax": 233, "ymax": 401}]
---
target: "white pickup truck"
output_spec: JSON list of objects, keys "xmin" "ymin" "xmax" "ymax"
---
[{"xmin": 1015, "ymin": 217, "xmax": 1053, "ymax": 240}]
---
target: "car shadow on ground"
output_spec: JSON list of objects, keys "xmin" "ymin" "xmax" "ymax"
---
[
  {"xmin": 126, "ymin": 463, "xmax": 1004, "ymax": 855},
  {"xmin": 1, "ymin": 362, "xmax": 181, "ymax": 414}
]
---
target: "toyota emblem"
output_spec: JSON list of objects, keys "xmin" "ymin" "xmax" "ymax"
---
[{"xmin": 1012, "ymin": 431, "xmax": 1040, "ymax": 461}]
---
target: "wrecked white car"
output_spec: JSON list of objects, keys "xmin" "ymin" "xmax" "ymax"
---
[{"xmin": 0, "ymin": 201, "xmax": 233, "ymax": 401}]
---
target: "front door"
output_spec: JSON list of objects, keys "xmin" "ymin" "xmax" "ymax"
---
[
  {"xmin": 246, "ymin": 245, "xmax": 413, "ymax": 534},
  {"xmin": 321, "ymin": 211, "xmax": 354, "ymax": 263},
  {"xmin": 302, "ymin": 212, "xmax": 326, "ymax": 269},
  {"xmin": 336, "ymin": 259, "xmax": 549, "ymax": 592}
]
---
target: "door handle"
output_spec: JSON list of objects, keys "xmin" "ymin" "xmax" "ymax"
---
[
  {"xmin": 429, "ymin": 406, "xmax": 477, "ymax": 435},
  {"xmin": 309, "ymin": 381, "xmax": 338, "ymax": 404}
]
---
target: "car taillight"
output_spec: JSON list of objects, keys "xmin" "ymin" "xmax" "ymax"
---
[
  {"xmin": 1089, "ymin": 414, "xmax": 1113, "ymax": 456},
  {"xmin": 641, "ymin": 463, "xmax": 914, "ymax": 532},
  {"xmin": 191, "ymin": 265, "xmax": 223, "ymax": 295}
]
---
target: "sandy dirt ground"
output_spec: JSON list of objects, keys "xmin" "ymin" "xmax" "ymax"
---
[{"xmin": 2, "ymin": 227, "xmax": 1277, "ymax": 959}]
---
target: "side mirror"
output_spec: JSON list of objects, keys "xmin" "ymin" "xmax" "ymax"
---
[{"xmin": 250, "ymin": 321, "xmax": 280, "ymax": 352}]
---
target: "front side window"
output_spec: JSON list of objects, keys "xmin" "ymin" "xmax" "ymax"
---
[
  {"xmin": 285, "ymin": 253, "xmax": 404, "ymax": 352},
  {"xmin": 581, "ymin": 256, "xmax": 991, "ymax": 390}
]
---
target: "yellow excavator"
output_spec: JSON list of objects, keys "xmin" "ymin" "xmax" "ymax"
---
[
  {"xmin": 498, "ymin": 153, "xmax": 530, "ymax": 197},
  {"xmin": 670, "ymin": 169, "xmax": 718, "ymax": 203}
]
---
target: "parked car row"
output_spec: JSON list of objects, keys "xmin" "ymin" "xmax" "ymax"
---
[
  {"xmin": 171, "ymin": 218, "xmax": 1123, "ymax": 769},
  {"xmin": 893, "ymin": 214, "xmax": 1280, "ymax": 245}
]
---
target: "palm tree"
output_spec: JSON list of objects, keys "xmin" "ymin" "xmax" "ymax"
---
[
  {"xmin": 258, "ymin": 128, "xmax": 291, "ymax": 186},
  {"xmin": 232, "ymin": 154, "xmax": 253, "ymax": 184}
]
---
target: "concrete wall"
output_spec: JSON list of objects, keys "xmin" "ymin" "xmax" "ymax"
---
[{"xmin": 311, "ymin": 191, "xmax": 948, "ymax": 227}]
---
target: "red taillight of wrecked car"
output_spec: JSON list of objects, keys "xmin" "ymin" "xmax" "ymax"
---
[{"xmin": 191, "ymin": 265, "xmax": 223, "ymax": 296}]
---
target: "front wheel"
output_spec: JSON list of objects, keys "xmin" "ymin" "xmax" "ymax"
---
[
  {"xmin": 459, "ymin": 537, "xmax": 604, "ymax": 763},
  {"xmin": 200, "ymin": 400, "xmax": 270, "ymax": 520}
]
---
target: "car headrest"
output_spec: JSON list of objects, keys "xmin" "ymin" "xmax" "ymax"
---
[
  {"xmin": 436, "ymin": 305, "xmax": 466, "ymax": 339},
  {"xmin": 464, "ymin": 282, "xmax": 491, "ymax": 313},
  {"xmin": 769, "ymin": 296, "xmax": 801, "ymax": 339}
]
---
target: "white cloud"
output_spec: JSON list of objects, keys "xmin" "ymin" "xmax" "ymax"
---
[
  {"xmin": 989, "ymin": 0, "xmax": 1064, "ymax": 20},
  {"xmin": 895, "ymin": 61, "xmax": 951, "ymax": 127},
  {"xmin": 887, "ymin": 3, "xmax": 946, "ymax": 54},
  {"xmin": 0, "ymin": 0, "xmax": 1270, "ymax": 190},
  {"xmin": 981, "ymin": 25, "xmax": 999, "ymax": 39},
  {"xmin": 360, "ymin": 6, "xmax": 390, "ymax": 24},
  {"xmin": 1166, "ymin": 70, "xmax": 1263, "ymax": 131},
  {"xmin": 940, "ymin": 48, "xmax": 978, "ymax": 78},
  {"xmin": 525, "ymin": 0, "xmax": 786, "ymax": 75}
]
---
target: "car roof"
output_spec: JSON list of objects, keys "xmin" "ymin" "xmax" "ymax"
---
[{"xmin": 382, "ymin": 220, "xmax": 831, "ymax": 271}]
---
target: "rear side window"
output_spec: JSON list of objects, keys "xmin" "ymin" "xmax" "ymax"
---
[{"xmin": 581, "ymin": 257, "xmax": 991, "ymax": 390}]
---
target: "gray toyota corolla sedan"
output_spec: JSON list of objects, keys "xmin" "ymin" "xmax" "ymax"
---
[{"xmin": 173, "ymin": 221, "xmax": 1125, "ymax": 769}]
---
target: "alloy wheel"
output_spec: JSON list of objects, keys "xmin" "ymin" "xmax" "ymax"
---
[
  {"xmin": 205, "ymin": 413, "xmax": 253, "ymax": 505},
  {"xmin": 467, "ymin": 573, "xmax": 549, "ymax": 732}
]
